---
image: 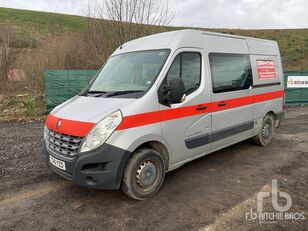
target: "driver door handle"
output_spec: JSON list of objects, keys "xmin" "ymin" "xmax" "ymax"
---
[
  {"xmin": 196, "ymin": 105, "xmax": 207, "ymax": 111},
  {"xmin": 217, "ymin": 101, "xmax": 227, "ymax": 107}
]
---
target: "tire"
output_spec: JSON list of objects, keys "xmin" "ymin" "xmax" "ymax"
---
[
  {"xmin": 121, "ymin": 148, "xmax": 165, "ymax": 200},
  {"xmin": 252, "ymin": 114, "xmax": 275, "ymax": 146}
]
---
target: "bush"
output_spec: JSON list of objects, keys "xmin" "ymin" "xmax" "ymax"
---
[
  {"xmin": 16, "ymin": 31, "xmax": 109, "ymax": 94},
  {"xmin": 24, "ymin": 96, "xmax": 36, "ymax": 116}
]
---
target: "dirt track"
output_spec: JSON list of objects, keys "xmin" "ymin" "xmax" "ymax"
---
[{"xmin": 0, "ymin": 107, "xmax": 307, "ymax": 231}]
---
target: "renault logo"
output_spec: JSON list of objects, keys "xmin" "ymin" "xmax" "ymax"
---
[{"xmin": 56, "ymin": 119, "xmax": 62, "ymax": 129}]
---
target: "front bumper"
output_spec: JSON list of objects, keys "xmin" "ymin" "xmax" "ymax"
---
[{"xmin": 43, "ymin": 142, "xmax": 131, "ymax": 190}]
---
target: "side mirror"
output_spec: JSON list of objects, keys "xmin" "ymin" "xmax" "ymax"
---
[{"xmin": 168, "ymin": 78, "xmax": 186, "ymax": 104}]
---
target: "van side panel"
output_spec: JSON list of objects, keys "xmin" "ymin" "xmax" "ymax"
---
[
  {"xmin": 205, "ymin": 35, "xmax": 255, "ymax": 151},
  {"xmin": 247, "ymin": 39, "xmax": 284, "ymax": 135},
  {"xmin": 204, "ymin": 34, "xmax": 249, "ymax": 54},
  {"xmin": 250, "ymin": 53, "xmax": 283, "ymax": 120},
  {"xmin": 246, "ymin": 39, "xmax": 279, "ymax": 55}
]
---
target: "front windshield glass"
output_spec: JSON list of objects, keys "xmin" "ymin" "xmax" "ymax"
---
[{"xmin": 88, "ymin": 49, "xmax": 170, "ymax": 92}]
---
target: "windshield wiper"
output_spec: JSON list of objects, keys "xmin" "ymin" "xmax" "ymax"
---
[
  {"xmin": 104, "ymin": 90, "xmax": 145, "ymax": 97},
  {"xmin": 81, "ymin": 90, "xmax": 107, "ymax": 97}
]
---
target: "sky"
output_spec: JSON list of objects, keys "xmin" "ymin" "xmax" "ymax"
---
[{"xmin": 0, "ymin": 0, "xmax": 307, "ymax": 29}]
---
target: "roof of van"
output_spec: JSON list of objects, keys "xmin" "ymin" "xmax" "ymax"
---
[{"xmin": 112, "ymin": 29, "xmax": 279, "ymax": 56}]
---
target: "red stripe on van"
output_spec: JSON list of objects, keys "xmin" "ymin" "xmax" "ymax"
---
[
  {"xmin": 45, "ymin": 90, "xmax": 284, "ymax": 135},
  {"xmin": 253, "ymin": 90, "xmax": 284, "ymax": 103},
  {"xmin": 45, "ymin": 114, "xmax": 94, "ymax": 137},
  {"xmin": 117, "ymin": 90, "xmax": 284, "ymax": 130},
  {"xmin": 117, "ymin": 103, "xmax": 210, "ymax": 130},
  {"xmin": 211, "ymin": 90, "xmax": 284, "ymax": 112},
  {"xmin": 211, "ymin": 95, "xmax": 253, "ymax": 112}
]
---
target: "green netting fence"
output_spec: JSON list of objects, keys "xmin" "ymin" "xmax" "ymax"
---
[
  {"xmin": 284, "ymin": 71, "xmax": 308, "ymax": 105},
  {"xmin": 43, "ymin": 70, "xmax": 308, "ymax": 113},
  {"xmin": 44, "ymin": 70, "xmax": 97, "ymax": 113}
]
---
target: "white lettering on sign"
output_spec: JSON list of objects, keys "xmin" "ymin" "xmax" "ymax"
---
[{"xmin": 257, "ymin": 60, "xmax": 276, "ymax": 80}]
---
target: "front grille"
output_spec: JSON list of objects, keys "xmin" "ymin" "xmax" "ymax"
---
[{"xmin": 46, "ymin": 128, "xmax": 83, "ymax": 158}]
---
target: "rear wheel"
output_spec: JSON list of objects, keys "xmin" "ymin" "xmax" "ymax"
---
[
  {"xmin": 121, "ymin": 148, "xmax": 165, "ymax": 200},
  {"xmin": 252, "ymin": 114, "xmax": 275, "ymax": 146}
]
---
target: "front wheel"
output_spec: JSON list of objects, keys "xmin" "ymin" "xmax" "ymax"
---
[
  {"xmin": 252, "ymin": 114, "xmax": 275, "ymax": 146},
  {"xmin": 121, "ymin": 148, "xmax": 165, "ymax": 200}
]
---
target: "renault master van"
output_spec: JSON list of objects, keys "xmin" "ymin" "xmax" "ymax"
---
[{"xmin": 43, "ymin": 29, "xmax": 284, "ymax": 200}]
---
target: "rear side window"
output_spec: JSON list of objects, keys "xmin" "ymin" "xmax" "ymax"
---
[
  {"xmin": 209, "ymin": 53, "xmax": 252, "ymax": 93},
  {"xmin": 165, "ymin": 52, "xmax": 201, "ymax": 95}
]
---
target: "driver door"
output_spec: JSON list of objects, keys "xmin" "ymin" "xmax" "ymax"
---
[{"xmin": 158, "ymin": 48, "xmax": 212, "ymax": 168}]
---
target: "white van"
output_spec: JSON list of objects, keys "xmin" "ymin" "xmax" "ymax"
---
[{"xmin": 44, "ymin": 29, "xmax": 284, "ymax": 200}]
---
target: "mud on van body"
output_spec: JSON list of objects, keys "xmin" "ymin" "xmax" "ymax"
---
[{"xmin": 43, "ymin": 29, "xmax": 284, "ymax": 200}]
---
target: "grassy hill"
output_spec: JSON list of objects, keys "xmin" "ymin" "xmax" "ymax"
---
[
  {"xmin": 0, "ymin": 7, "xmax": 88, "ymax": 32},
  {"xmin": 1, "ymin": 7, "xmax": 308, "ymax": 71},
  {"xmin": 1, "ymin": 7, "xmax": 308, "ymax": 73},
  {"xmin": 0, "ymin": 7, "xmax": 307, "ymax": 120}
]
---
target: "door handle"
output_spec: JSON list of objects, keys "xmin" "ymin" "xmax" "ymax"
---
[
  {"xmin": 196, "ymin": 105, "xmax": 207, "ymax": 111},
  {"xmin": 217, "ymin": 101, "xmax": 227, "ymax": 107}
]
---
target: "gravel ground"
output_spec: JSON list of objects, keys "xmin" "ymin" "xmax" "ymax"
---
[{"xmin": 0, "ymin": 107, "xmax": 307, "ymax": 231}]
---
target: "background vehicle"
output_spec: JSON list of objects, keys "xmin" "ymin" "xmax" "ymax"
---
[{"xmin": 44, "ymin": 29, "xmax": 284, "ymax": 200}]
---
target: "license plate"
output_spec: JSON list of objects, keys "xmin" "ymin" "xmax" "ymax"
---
[{"xmin": 49, "ymin": 155, "xmax": 66, "ymax": 171}]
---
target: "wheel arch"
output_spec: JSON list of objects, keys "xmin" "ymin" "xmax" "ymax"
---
[
  {"xmin": 133, "ymin": 141, "xmax": 170, "ymax": 171},
  {"xmin": 266, "ymin": 110, "xmax": 277, "ymax": 120}
]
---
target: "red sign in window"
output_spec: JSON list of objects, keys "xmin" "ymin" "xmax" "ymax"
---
[{"xmin": 256, "ymin": 60, "xmax": 276, "ymax": 80}]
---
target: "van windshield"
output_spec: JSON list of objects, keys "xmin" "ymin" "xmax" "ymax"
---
[{"xmin": 86, "ymin": 49, "xmax": 170, "ymax": 96}]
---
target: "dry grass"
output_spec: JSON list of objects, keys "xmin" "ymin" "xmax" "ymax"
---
[{"xmin": 0, "ymin": 93, "xmax": 45, "ymax": 122}]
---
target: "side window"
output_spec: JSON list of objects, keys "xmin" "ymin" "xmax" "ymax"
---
[
  {"xmin": 165, "ymin": 52, "xmax": 201, "ymax": 95},
  {"xmin": 209, "ymin": 54, "xmax": 253, "ymax": 93}
]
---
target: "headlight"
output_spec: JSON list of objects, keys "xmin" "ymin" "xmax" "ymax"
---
[{"xmin": 80, "ymin": 110, "xmax": 122, "ymax": 153}]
